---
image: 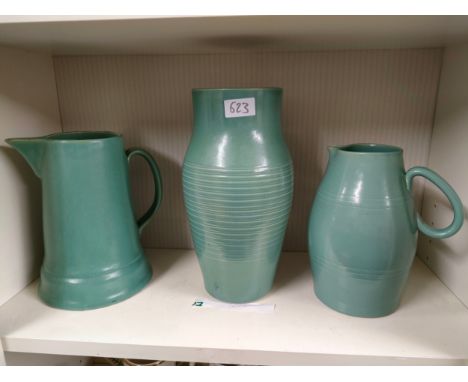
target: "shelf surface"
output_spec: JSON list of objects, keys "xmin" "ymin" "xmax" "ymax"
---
[
  {"xmin": 1, "ymin": 249, "xmax": 468, "ymax": 365},
  {"xmin": 1, "ymin": 16, "xmax": 468, "ymax": 55}
]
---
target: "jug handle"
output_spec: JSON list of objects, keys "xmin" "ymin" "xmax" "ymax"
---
[
  {"xmin": 126, "ymin": 148, "xmax": 163, "ymax": 234},
  {"xmin": 406, "ymin": 166, "xmax": 463, "ymax": 239}
]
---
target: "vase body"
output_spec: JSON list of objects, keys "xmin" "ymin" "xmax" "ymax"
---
[
  {"xmin": 308, "ymin": 143, "xmax": 463, "ymax": 317},
  {"xmin": 183, "ymin": 88, "xmax": 293, "ymax": 303},
  {"xmin": 6, "ymin": 131, "xmax": 162, "ymax": 310}
]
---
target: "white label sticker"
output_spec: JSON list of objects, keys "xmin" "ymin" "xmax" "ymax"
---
[
  {"xmin": 224, "ymin": 97, "xmax": 256, "ymax": 118},
  {"xmin": 192, "ymin": 298, "xmax": 275, "ymax": 313}
]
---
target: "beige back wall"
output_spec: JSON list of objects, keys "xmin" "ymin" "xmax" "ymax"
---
[
  {"xmin": 0, "ymin": 46, "xmax": 61, "ymax": 305},
  {"xmin": 53, "ymin": 48, "xmax": 442, "ymax": 250}
]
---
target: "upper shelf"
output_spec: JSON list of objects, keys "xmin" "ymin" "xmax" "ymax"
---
[
  {"xmin": 1, "ymin": 16, "xmax": 468, "ymax": 55},
  {"xmin": 1, "ymin": 249, "xmax": 468, "ymax": 365}
]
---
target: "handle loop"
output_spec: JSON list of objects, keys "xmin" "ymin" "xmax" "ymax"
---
[
  {"xmin": 406, "ymin": 166, "xmax": 463, "ymax": 239},
  {"xmin": 126, "ymin": 148, "xmax": 163, "ymax": 234}
]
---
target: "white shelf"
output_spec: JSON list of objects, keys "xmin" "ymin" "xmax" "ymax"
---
[
  {"xmin": 1, "ymin": 16, "xmax": 468, "ymax": 55},
  {"xmin": 1, "ymin": 249, "xmax": 468, "ymax": 365}
]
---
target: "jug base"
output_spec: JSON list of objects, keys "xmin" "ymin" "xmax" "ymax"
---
[
  {"xmin": 310, "ymin": 253, "xmax": 411, "ymax": 317},
  {"xmin": 38, "ymin": 256, "xmax": 153, "ymax": 310},
  {"xmin": 199, "ymin": 255, "xmax": 279, "ymax": 304},
  {"xmin": 314, "ymin": 288, "xmax": 400, "ymax": 318}
]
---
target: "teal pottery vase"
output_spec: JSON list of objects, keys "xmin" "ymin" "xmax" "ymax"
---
[
  {"xmin": 308, "ymin": 143, "xmax": 463, "ymax": 317},
  {"xmin": 183, "ymin": 88, "xmax": 293, "ymax": 303},
  {"xmin": 6, "ymin": 131, "xmax": 163, "ymax": 310}
]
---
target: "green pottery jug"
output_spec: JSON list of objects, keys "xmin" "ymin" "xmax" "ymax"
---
[
  {"xmin": 308, "ymin": 143, "xmax": 463, "ymax": 317},
  {"xmin": 183, "ymin": 88, "xmax": 293, "ymax": 303},
  {"xmin": 6, "ymin": 131, "xmax": 162, "ymax": 310}
]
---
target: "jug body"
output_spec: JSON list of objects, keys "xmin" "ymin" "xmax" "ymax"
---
[
  {"xmin": 183, "ymin": 88, "xmax": 293, "ymax": 303},
  {"xmin": 7, "ymin": 131, "xmax": 162, "ymax": 310},
  {"xmin": 308, "ymin": 143, "xmax": 463, "ymax": 317}
]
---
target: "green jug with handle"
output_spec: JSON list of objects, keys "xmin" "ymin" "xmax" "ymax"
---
[
  {"xmin": 6, "ymin": 131, "xmax": 162, "ymax": 310},
  {"xmin": 308, "ymin": 143, "xmax": 463, "ymax": 317}
]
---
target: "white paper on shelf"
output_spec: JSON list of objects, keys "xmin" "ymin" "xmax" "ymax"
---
[{"xmin": 192, "ymin": 297, "xmax": 275, "ymax": 313}]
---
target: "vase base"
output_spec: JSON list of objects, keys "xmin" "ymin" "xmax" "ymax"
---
[{"xmin": 199, "ymin": 255, "xmax": 280, "ymax": 303}]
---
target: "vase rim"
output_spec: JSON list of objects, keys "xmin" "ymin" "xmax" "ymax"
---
[{"xmin": 192, "ymin": 87, "xmax": 282, "ymax": 93}]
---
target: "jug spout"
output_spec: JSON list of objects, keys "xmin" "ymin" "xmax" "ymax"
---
[
  {"xmin": 328, "ymin": 145, "xmax": 340, "ymax": 161},
  {"xmin": 5, "ymin": 137, "xmax": 46, "ymax": 177}
]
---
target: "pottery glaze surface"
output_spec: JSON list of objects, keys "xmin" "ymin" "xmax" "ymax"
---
[
  {"xmin": 6, "ymin": 132, "xmax": 162, "ymax": 310},
  {"xmin": 308, "ymin": 143, "xmax": 463, "ymax": 317},
  {"xmin": 183, "ymin": 88, "xmax": 293, "ymax": 303}
]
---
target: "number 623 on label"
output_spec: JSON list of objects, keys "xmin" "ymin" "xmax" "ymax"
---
[{"xmin": 224, "ymin": 97, "xmax": 256, "ymax": 118}]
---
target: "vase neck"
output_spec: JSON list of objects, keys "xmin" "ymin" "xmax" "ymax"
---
[
  {"xmin": 186, "ymin": 88, "xmax": 291, "ymax": 169},
  {"xmin": 192, "ymin": 88, "xmax": 282, "ymax": 132}
]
